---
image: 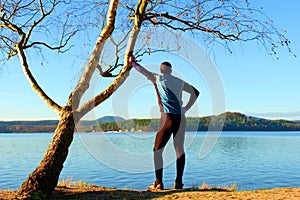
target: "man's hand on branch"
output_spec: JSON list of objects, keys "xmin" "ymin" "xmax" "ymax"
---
[{"xmin": 129, "ymin": 55, "xmax": 137, "ymax": 65}]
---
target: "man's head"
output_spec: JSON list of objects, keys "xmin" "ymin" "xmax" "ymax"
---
[{"xmin": 160, "ymin": 61, "xmax": 172, "ymax": 74}]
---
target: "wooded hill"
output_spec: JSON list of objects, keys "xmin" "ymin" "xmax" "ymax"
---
[{"xmin": 1, "ymin": 112, "xmax": 300, "ymax": 133}]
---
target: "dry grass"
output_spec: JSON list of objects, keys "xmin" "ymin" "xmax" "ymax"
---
[
  {"xmin": 0, "ymin": 190, "xmax": 16, "ymax": 200},
  {"xmin": 199, "ymin": 182, "xmax": 237, "ymax": 191},
  {"xmin": 57, "ymin": 177, "xmax": 94, "ymax": 188}
]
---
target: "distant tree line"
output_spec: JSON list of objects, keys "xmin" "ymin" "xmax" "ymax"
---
[
  {"xmin": 76, "ymin": 112, "xmax": 300, "ymax": 132},
  {"xmin": 0, "ymin": 125, "xmax": 57, "ymax": 133},
  {"xmin": 1, "ymin": 112, "xmax": 300, "ymax": 133}
]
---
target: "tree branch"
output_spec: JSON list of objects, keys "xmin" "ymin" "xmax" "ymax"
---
[
  {"xmin": 76, "ymin": 0, "xmax": 149, "ymax": 119},
  {"xmin": 1, "ymin": 1, "xmax": 63, "ymax": 114},
  {"xmin": 97, "ymin": 30, "xmax": 131, "ymax": 77},
  {"xmin": 24, "ymin": 31, "xmax": 75, "ymax": 52},
  {"xmin": 67, "ymin": 0, "xmax": 119, "ymax": 110},
  {"xmin": 141, "ymin": 0, "xmax": 291, "ymax": 57},
  {"xmin": 145, "ymin": 12, "xmax": 243, "ymax": 41},
  {"xmin": 23, "ymin": 0, "xmax": 57, "ymax": 47},
  {"xmin": 16, "ymin": 44, "xmax": 62, "ymax": 114}
]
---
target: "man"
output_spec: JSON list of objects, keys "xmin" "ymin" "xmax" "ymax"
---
[{"xmin": 129, "ymin": 56, "xmax": 199, "ymax": 190}]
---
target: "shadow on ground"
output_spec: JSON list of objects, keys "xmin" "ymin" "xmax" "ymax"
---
[{"xmin": 51, "ymin": 186, "xmax": 232, "ymax": 200}]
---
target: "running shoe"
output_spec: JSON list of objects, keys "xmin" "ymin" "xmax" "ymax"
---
[
  {"xmin": 174, "ymin": 182, "xmax": 184, "ymax": 189},
  {"xmin": 147, "ymin": 181, "xmax": 164, "ymax": 191}
]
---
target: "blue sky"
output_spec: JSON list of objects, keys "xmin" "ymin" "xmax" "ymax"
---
[{"xmin": 0, "ymin": 0, "xmax": 300, "ymax": 121}]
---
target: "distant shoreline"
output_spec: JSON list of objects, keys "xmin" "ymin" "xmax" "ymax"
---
[
  {"xmin": 2, "ymin": 130, "xmax": 300, "ymax": 135},
  {"xmin": 1, "ymin": 112, "xmax": 300, "ymax": 133}
]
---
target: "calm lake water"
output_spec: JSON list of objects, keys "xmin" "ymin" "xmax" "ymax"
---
[{"xmin": 1, "ymin": 132, "xmax": 300, "ymax": 191}]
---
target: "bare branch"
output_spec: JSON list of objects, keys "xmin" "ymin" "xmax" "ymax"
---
[
  {"xmin": 97, "ymin": 30, "xmax": 131, "ymax": 76},
  {"xmin": 68, "ymin": 0, "xmax": 119, "ymax": 110},
  {"xmin": 0, "ymin": 18, "xmax": 24, "ymax": 34},
  {"xmin": 146, "ymin": 12, "xmax": 247, "ymax": 41},
  {"xmin": 24, "ymin": 29, "xmax": 75, "ymax": 52},
  {"xmin": 76, "ymin": 0, "xmax": 149, "ymax": 119},
  {"xmin": 142, "ymin": 0, "xmax": 291, "ymax": 57},
  {"xmin": 96, "ymin": 64, "xmax": 118, "ymax": 77},
  {"xmin": 0, "ymin": 0, "xmax": 68, "ymax": 113},
  {"xmin": 0, "ymin": 35, "xmax": 16, "ymax": 58},
  {"xmin": 16, "ymin": 46, "xmax": 62, "ymax": 114},
  {"xmin": 23, "ymin": 0, "xmax": 57, "ymax": 47}
]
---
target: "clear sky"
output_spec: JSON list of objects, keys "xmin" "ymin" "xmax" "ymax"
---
[{"xmin": 0, "ymin": 0, "xmax": 300, "ymax": 121}]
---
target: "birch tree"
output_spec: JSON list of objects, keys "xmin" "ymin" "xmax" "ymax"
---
[{"xmin": 0, "ymin": 0, "xmax": 291, "ymax": 199}]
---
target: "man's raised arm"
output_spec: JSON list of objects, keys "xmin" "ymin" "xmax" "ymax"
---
[{"xmin": 129, "ymin": 56, "xmax": 155, "ymax": 82}]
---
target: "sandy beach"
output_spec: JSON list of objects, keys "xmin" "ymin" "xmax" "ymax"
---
[{"xmin": 1, "ymin": 186, "xmax": 300, "ymax": 200}]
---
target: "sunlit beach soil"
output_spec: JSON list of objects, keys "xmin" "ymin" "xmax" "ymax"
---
[{"xmin": 1, "ymin": 186, "xmax": 300, "ymax": 200}]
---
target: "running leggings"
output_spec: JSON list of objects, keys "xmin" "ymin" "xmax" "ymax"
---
[{"xmin": 153, "ymin": 113, "xmax": 186, "ymax": 184}]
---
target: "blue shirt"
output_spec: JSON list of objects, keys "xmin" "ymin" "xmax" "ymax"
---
[{"xmin": 154, "ymin": 74, "xmax": 185, "ymax": 114}]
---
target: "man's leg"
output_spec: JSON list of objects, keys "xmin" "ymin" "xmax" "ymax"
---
[
  {"xmin": 153, "ymin": 113, "xmax": 173, "ymax": 185},
  {"xmin": 172, "ymin": 115, "xmax": 186, "ymax": 188}
]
